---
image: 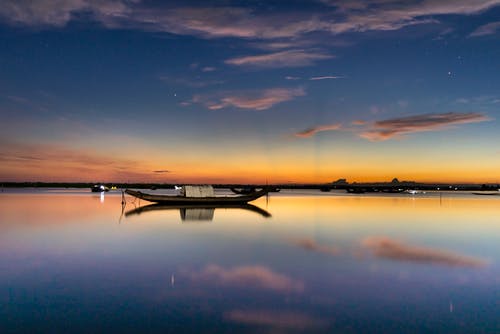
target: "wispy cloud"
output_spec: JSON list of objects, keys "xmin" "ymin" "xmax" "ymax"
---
[
  {"xmin": 201, "ymin": 66, "xmax": 216, "ymax": 72},
  {"xmin": 0, "ymin": 139, "xmax": 168, "ymax": 182},
  {"xmin": 0, "ymin": 0, "xmax": 131, "ymax": 27},
  {"xmin": 225, "ymin": 310, "xmax": 327, "ymax": 330},
  {"xmin": 469, "ymin": 21, "xmax": 500, "ymax": 36},
  {"xmin": 295, "ymin": 123, "xmax": 343, "ymax": 138},
  {"xmin": 293, "ymin": 238, "xmax": 340, "ymax": 255},
  {"xmin": 359, "ymin": 112, "xmax": 491, "ymax": 141},
  {"xmin": 189, "ymin": 264, "xmax": 304, "ymax": 293},
  {"xmin": 361, "ymin": 236, "xmax": 488, "ymax": 267},
  {"xmin": 309, "ymin": 75, "xmax": 344, "ymax": 80},
  {"xmin": 153, "ymin": 170, "xmax": 170, "ymax": 174},
  {"xmin": 323, "ymin": 0, "xmax": 500, "ymax": 35},
  {"xmin": 351, "ymin": 120, "xmax": 367, "ymax": 126},
  {"xmin": 225, "ymin": 50, "xmax": 333, "ymax": 68},
  {"xmin": 196, "ymin": 87, "xmax": 305, "ymax": 111},
  {"xmin": 455, "ymin": 95, "xmax": 500, "ymax": 105},
  {"xmin": 2, "ymin": 0, "xmax": 500, "ymax": 41}
]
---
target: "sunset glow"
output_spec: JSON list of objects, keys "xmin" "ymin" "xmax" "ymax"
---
[{"xmin": 1, "ymin": 1, "xmax": 499, "ymax": 184}]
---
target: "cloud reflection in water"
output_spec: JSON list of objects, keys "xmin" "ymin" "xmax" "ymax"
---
[
  {"xmin": 293, "ymin": 238, "xmax": 340, "ymax": 255},
  {"xmin": 361, "ymin": 236, "xmax": 488, "ymax": 268},
  {"xmin": 189, "ymin": 264, "xmax": 304, "ymax": 293},
  {"xmin": 225, "ymin": 309, "xmax": 328, "ymax": 330}
]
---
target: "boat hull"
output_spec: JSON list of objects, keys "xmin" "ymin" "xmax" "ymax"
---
[{"xmin": 125, "ymin": 188, "xmax": 269, "ymax": 204}]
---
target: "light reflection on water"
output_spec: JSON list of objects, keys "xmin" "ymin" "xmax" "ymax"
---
[{"xmin": 0, "ymin": 189, "xmax": 498, "ymax": 333}]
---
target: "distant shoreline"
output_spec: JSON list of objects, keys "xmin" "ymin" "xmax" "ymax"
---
[{"xmin": 0, "ymin": 181, "xmax": 498, "ymax": 191}]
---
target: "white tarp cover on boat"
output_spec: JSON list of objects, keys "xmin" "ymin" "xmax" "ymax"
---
[{"xmin": 181, "ymin": 185, "xmax": 215, "ymax": 198}]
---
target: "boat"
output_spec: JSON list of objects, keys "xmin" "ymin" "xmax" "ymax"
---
[
  {"xmin": 406, "ymin": 189, "xmax": 425, "ymax": 195},
  {"xmin": 91, "ymin": 184, "xmax": 109, "ymax": 192},
  {"xmin": 125, "ymin": 185, "xmax": 269, "ymax": 204}
]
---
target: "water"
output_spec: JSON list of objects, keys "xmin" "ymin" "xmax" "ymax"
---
[{"xmin": 0, "ymin": 189, "xmax": 498, "ymax": 333}]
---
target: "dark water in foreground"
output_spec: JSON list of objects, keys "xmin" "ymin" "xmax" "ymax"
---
[{"xmin": 0, "ymin": 189, "xmax": 498, "ymax": 333}]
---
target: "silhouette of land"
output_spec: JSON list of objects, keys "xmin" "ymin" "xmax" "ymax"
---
[{"xmin": 1, "ymin": 179, "xmax": 498, "ymax": 192}]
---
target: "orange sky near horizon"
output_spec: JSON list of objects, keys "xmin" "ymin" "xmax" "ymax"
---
[{"xmin": 2, "ymin": 151, "xmax": 500, "ymax": 184}]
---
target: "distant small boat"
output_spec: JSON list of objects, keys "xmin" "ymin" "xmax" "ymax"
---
[
  {"xmin": 91, "ymin": 184, "xmax": 109, "ymax": 192},
  {"xmin": 125, "ymin": 185, "xmax": 269, "ymax": 204},
  {"xmin": 406, "ymin": 189, "xmax": 425, "ymax": 195}
]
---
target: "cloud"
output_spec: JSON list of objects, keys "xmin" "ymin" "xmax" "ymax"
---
[
  {"xmin": 225, "ymin": 50, "xmax": 334, "ymax": 68},
  {"xmin": 189, "ymin": 264, "xmax": 304, "ymax": 293},
  {"xmin": 0, "ymin": 0, "xmax": 131, "ymax": 27},
  {"xmin": 361, "ymin": 236, "xmax": 488, "ymax": 267},
  {"xmin": 197, "ymin": 87, "xmax": 305, "ymax": 111},
  {"xmin": 351, "ymin": 120, "xmax": 367, "ymax": 126},
  {"xmin": 153, "ymin": 170, "xmax": 170, "ymax": 173},
  {"xmin": 455, "ymin": 95, "xmax": 500, "ymax": 105},
  {"xmin": 225, "ymin": 310, "xmax": 327, "ymax": 330},
  {"xmin": 309, "ymin": 75, "xmax": 344, "ymax": 80},
  {"xmin": 201, "ymin": 66, "xmax": 216, "ymax": 72},
  {"xmin": 323, "ymin": 1, "xmax": 500, "ymax": 35},
  {"xmin": 359, "ymin": 112, "xmax": 491, "ymax": 141},
  {"xmin": 285, "ymin": 76, "xmax": 301, "ymax": 80},
  {"xmin": 0, "ymin": 139, "xmax": 168, "ymax": 182},
  {"xmin": 2, "ymin": 0, "xmax": 500, "ymax": 42},
  {"xmin": 470, "ymin": 21, "xmax": 500, "ymax": 36},
  {"xmin": 295, "ymin": 123, "xmax": 343, "ymax": 138},
  {"xmin": 293, "ymin": 238, "xmax": 340, "ymax": 255}
]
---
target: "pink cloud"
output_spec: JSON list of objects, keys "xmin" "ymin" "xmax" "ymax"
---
[
  {"xmin": 361, "ymin": 236, "xmax": 488, "ymax": 267},
  {"xmin": 294, "ymin": 123, "xmax": 343, "ymax": 138},
  {"xmin": 351, "ymin": 120, "xmax": 367, "ymax": 126},
  {"xmin": 469, "ymin": 21, "xmax": 500, "ymax": 37},
  {"xmin": 189, "ymin": 264, "xmax": 304, "ymax": 293},
  {"xmin": 225, "ymin": 50, "xmax": 333, "ymax": 68},
  {"xmin": 198, "ymin": 87, "xmax": 305, "ymax": 111},
  {"xmin": 0, "ymin": 139, "xmax": 170, "ymax": 182},
  {"xmin": 2, "ymin": 1, "xmax": 500, "ymax": 41},
  {"xmin": 359, "ymin": 112, "xmax": 491, "ymax": 141}
]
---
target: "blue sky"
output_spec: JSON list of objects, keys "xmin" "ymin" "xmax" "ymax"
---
[{"xmin": 1, "ymin": 0, "xmax": 499, "ymax": 183}]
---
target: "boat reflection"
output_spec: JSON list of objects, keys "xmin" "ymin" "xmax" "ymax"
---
[{"xmin": 125, "ymin": 203, "xmax": 272, "ymax": 222}]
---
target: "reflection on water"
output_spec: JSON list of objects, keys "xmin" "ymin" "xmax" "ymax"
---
[
  {"xmin": 0, "ymin": 189, "xmax": 498, "ymax": 333},
  {"xmin": 125, "ymin": 203, "xmax": 272, "ymax": 222},
  {"xmin": 361, "ymin": 236, "xmax": 488, "ymax": 267}
]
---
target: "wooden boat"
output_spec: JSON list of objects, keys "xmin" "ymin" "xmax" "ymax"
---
[{"xmin": 125, "ymin": 186, "xmax": 269, "ymax": 204}]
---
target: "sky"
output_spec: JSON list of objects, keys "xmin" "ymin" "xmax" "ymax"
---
[{"xmin": 0, "ymin": 0, "xmax": 499, "ymax": 184}]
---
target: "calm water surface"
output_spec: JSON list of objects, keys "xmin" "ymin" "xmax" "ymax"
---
[{"xmin": 0, "ymin": 189, "xmax": 498, "ymax": 333}]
